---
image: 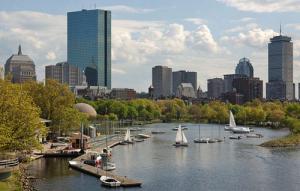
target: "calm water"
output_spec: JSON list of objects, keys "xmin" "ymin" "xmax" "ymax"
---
[{"xmin": 29, "ymin": 123, "xmax": 300, "ymax": 191}]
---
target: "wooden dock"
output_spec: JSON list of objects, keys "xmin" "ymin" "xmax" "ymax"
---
[{"xmin": 69, "ymin": 140, "xmax": 142, "ymax": 187}]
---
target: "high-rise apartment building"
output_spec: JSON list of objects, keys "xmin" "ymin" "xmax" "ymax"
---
[
  {"xmin": 266, "ymin": 34, "xmax": 294, "ymax": 100},
  {"xmin": 172, "ymin": 70, "xmax": 197, "ymax": 94},
  {"xmin": 67, "ymin": 9, "xmax": 111, "ymax": 88},
  {"xmin": 5, "ymin": 45, "xmax": 36, "ymax": 83},
  {"xmin": 207, "ymin": 78, "xmax": 224, "ymax": 99},
  {"xmin": 152, "ymin": 66, "xmax": 172, "ymax": 98},
  {"xmin": 45, "ymin": 62, "xmax": 84, "ymax": 86}
]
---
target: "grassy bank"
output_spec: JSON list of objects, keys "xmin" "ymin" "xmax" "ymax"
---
[
  {"xmin": 261, "ymin": 133, "xmax": 300, "ymax": 147},
  {"xmin": 0, "ymin": 172, "xmax": 21, "ymax": 191}
]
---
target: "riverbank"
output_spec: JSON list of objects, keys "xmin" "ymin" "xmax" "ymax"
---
[{"xmin": 260, "ymin": 133, "xmax": 300, "ymax": 147}]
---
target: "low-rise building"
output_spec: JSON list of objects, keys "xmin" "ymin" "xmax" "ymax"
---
[
  {"xmin": 110, "ymin": 88, "xmax": 137, "ymax": 100},
  {"xmin": 176, "ymin": 83, "xmax": 196, "ymax": 98},
  {"xmin": 70, "ymin": 85, "xmax": 109, "ymax": 100}
]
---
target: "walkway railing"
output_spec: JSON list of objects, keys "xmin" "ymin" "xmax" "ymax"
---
[{"xmin": 0, "ymin": 158, "xmax": 19, "ymax": 169}]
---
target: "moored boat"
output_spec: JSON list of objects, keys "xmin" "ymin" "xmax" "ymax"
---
[{"xmin": 100, "ymin": 176, "xmax": 121, "ymax": 187}]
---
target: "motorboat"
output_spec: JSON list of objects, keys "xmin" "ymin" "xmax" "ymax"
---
[
  {"xmin": 226, "ymin": 111, "xmax": 250, "ymax": 134},
  {"xmin": 102, "ymin": 162, "xmax": 116, "ymax": 171},
  {"xmin": 100, "ymin": 176, "xmax": 121, "ymax": 187},
  {"xmin": 229, "ymin": 135, "xmax": 242, "ymax": 140},
  {"xmin": 173, "ymin": 125, "xmax": 188, "ymax": 147},
  {"xmin": 135, "ymin": 138, "xmax": 145, "ymax": 142}
]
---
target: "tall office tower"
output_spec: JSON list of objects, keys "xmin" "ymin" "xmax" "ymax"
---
[
  {"xmin": 67, "ymin": 9, "xmax": 111, "ymax": 88},
  {"xmin": 172, "ymin": 70, "xmax": 197, "ymax": 94},
  {"xmin": 224, "ymin": 74, "xmax": 246, "ymax": 93},
  {"xmin": 235, "ymin": 57, "xmax": 254, "ymax": 78},
  {"xmin": 207, "ymin": 78, "xmax": 224, "ymax": 99},
  {"xmin": 5, "ymin": 45, "xmax": 36, "ymax": 83},
  {"xmin": 152, "ymin": 66, "xmax": 172, "ymax": 98},
  {"xmin": 232, "ymin": 77, "xmax": 263, "ymax": 103},
  {"xmin": 45, "ymin": 62, "xmax": 84, "ymax": 86},
  {"xmin": 266, "ymin": 32, "xmax": 294, "ymax": 100}
]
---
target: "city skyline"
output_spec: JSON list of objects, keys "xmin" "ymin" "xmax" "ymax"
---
[{"xmin": 1, "ymin": 1, "xmax": 300, "ymax": 95}]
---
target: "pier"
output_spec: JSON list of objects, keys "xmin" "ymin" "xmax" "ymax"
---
[{"xmin": 69, "ymin": 140, "xmax": 142, "ymax": 187}]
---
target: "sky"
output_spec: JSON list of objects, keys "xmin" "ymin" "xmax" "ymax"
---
[{"xmin": 0, "ymin": 0, "xmax": 300, "ymax": 95}]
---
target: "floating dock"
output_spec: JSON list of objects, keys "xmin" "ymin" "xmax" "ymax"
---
[{"xmin": 69, "ymin": 140, "xmax": 142, "ymax": 187}]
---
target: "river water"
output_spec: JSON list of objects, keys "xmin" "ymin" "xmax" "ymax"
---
[{"xmin": 28, "ymin": 123, "xmax": 300, "ymax": 191}]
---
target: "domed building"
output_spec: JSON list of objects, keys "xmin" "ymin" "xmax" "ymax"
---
[
  {"xmin": 4, "ymin": 45, "xmax": 36, "ymax": 83},
  {"xmin": 235, "ymin": 57, "xmax": 254, "ymax": 78}
]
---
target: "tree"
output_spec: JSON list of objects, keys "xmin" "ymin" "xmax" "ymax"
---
[{"xmin": 0, "ymin": 80, "xmax": 46, "ymax": 152}]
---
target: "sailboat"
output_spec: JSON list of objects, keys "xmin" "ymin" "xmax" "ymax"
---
[
  {"xmin": 225, "ymin": 111, "xmax": 250, "ymax": 134},
  {"xmin": 173, "ymin": 125, "xmax": 188, "ymax": 147},
  {"xmin": 123, "ymin": 129, "xmax": 134, "ymax": 144},
  {"xmin": 194, "ymin": 125, "xmax": 210, "ymax": 143}
]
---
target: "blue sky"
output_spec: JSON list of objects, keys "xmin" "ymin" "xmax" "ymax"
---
[{"xmin": 0, "ymin": 0, "xmax": 300, "ymax": 95}]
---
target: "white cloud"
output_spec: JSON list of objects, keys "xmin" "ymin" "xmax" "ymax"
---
[
  {"xmin": 112, "ymin": 68, "xmax": 126, "ymax": 74},
  {"xmin": 221, "ymin": 26, "xmax": 277, "ymax": 48},
  {"xmin": 0, "ymin": 11, "xmax": 66, "ymax": 81},
  {"xmin": 231, "ymin": 17, "xmax": 255, "ymax": 23},
  {"xmin": 100, "ymin": 5, "xmax": 155, "ymax": 14},
  {"xmin": 184, "ymin": 18, "xmax": 207, "ymax": 25},
  {"xmin": 46, "ymin": 51, "xmax": 56, "ymax": 60},
  {"xmin": 218, "ymin": 0, "xmax": 300, "ymax": 13}
]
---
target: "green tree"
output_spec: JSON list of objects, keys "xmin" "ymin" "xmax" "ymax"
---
[{"xmin": 0, "ymin": 80, "xmax": 46, "ymax": 152}]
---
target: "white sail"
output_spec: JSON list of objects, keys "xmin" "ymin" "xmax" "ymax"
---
[
  {"xmin": 124, "ymin": 129, "xmax": 129, "ymax": 141},
  {"xmin": 182, "ymin": 131, "xmax": 188, "ymax": 144},
  {"xmin": 127, "ymin": 129, "xmax": 132, "ymax": 142},
  {"xmin": 175, "ymin": 125, "xmax": 182, "ymax": 143},
  {"xmin": 229, "ymin": 111, "xmax": 236, "ymax": 128}
]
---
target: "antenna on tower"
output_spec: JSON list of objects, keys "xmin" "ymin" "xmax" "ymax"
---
[{"xmin": 280, "ymin": 22, "xmax": 282, "ymax": 36}]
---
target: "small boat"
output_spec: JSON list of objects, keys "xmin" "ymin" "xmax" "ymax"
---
[
  {"xmin": 172, "ymin": 127, "xmax": 188, "ymax": 131},
  {"xmin": 246, "ymin": 133, "xmax": 263, "ymax": 138},
  {"xmin": 194, "ymin": 125, "xmax": 211, "ymax": 144},
  {"xmin": 151, "ymin": 131, "xmax": 166, "ymax": 134},
  {"xmin": 135, "ymin": 139, "xmax": 145, "ymax": 142},
  {"xmin": 249, "ymin": 128, "xmax": 254, "ymax": 132},
  {"xmin": 173, "ymin": 125, "xmax": 188, "ymax": 147},
  {"xmin": 100, "ymin": 176, "xmax": 121, "ymax": 187},
  {"xmin": 229, "ymin": 135, "xmax": 242, "ymax": 140},
  {"xmin": 102, "ymin": 162, "xmax": 116, "ymax": 171},
  {"xmin": 136, "ymin": 134, "xmax": 151, "ymax": 138},
  {"xmin": 194, "ymin": 138, "xmax": 210, "ymax": 143}
]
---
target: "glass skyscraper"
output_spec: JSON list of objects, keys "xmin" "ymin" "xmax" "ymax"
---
[{"xmin": 67, "ymin": 9, "xmax": 111, "ymax": 88}]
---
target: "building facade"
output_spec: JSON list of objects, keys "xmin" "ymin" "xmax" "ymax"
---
[
  {"xmin": 67, "ymin": 9, "xmax": 111, "ymax": 88},
  {"xmin": 172, "ymin": 70, "xmax": 197, "ymax": 94},
  {"xmin": 152, "ymin": 65, "xmax": 172, "ymax": 98},
  {"xmin": 110, "ymin": 88, "xmax": 137, "ymax": 100},
  {"xmin": 266, "ymin": 35, "xmax": 294, "ymax": 100},
  {"xmin": 224, "ymin": 74, "xmax": 246, "ymax": 93},
  {"xmin": 232, "ymin": 77, "xmax": 263, "ymax": 103},
  {"xmin": 222, "ymin": 91, "xmax": 244, "ymax": 105},
  {"xmin": 235, "ymin": 57, "xmax": 254, "ymax": 78},
  {"xmin": 5, "ymin": 45, "xmax": 36, "ymax": 83},
  {"xmin": 175, "ymin": 83, "xmax": 196, "ymax": 98},
  {"xmin": 45, "ymin": 62, "xmax": 84, "ymax": 86},
  {"xmin": 207, "ymin": 78, "xmax": 224, "ymax": 99}
]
